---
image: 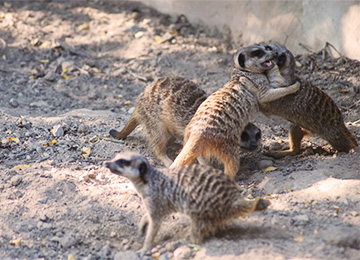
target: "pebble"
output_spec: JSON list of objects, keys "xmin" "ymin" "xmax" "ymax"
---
[
  {"xmin": 44, "ymin": 71, "xmax": 58, "ymax": 82},
  {"xmin": 258, "ymin": 159, "xmax": 274, "ymax": 170},
  {"xmin": 11, "ymin": 176, "xmax": 23, "ymax": 187},
  {"xmin": 292, "ymin": 214, "xmax": 310, "ymax": 226},
  {"xmin": 114, "ymin": 250, "xmax": 140, "ymax": 260},
  {"xmin": 173, "ymin": 245, "xmax": 192, "ymax": 260},
  {"xmin": 9, "ymin": 98, "xmax": 19, "ymax": 107},
  {"xmin": 51, "ymin": 125, "xmax": 64, "ymax": 137},
  {"xmin": 77, "ymin": 123, "xmax": 89, "ymax": 134},
  {"xmin": 269, "ymin": 142, "xmax": 283, "ymax": 151},
  {"xmin": 100, "ymin": 244, "xmax": 112, "ymax": 257},
  {"xmin": 30, "ymin": 101, "xmax": 48, "ymax": 108}
]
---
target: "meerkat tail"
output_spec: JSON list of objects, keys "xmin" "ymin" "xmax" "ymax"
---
[
  {"xmin": 109, "ymin": 108, "xmax": 139, "ymax": 139},
  {"xmin": 170, "ymin": 136, "xmax": 202, "ymax": 168}
]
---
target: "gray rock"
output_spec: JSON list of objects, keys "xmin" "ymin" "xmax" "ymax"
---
[
  {"xmin": 114, "ymin": 250, "xmax": 140, "ymax": 260},
  {"xmin": 292, "ymin": 214, "xmax": 310, "ymax": 226},
  {"xmin": 44, "ymin": 71, "xmax": 58, "ymax": 82},
  {"xmin": 100, "ymin": 244, "xmax": 112, "ymax": 257},
  {"xmin": 9, "ymin": 98, "xmax": 19, "ymax": 107},
  {"xmin": 173, "ymin": 245, "xmax": 192, "ymax": 260},
  {"xmin": 77, "ymin": 123, "xmax": 89, "ymax": 134},
  {"xmin": 51, "ymin": 125, "xmax": 64, "ymax": 137},
  {"xmin": 258, "ymin": 159, "xmax": 274, "ymax": 170},
  {"xmin": 30, "ymin": 101, "xmax": 48, "ymax": 108},
  {"xmin": 11, "ymin": 176, "xmax": 23, "ymax": 187},
  {"xmin": 50, "ymin": 234, "xmax": 77, "ymax": 249}
]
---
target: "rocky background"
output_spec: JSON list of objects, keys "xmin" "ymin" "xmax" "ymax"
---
[{"xmin": 0, "ymin": 1, "xmax": 359, "ymax": 260}]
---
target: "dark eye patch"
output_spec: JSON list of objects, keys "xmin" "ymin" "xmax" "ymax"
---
[
  {"xmin": 116, "ymin": 159, "xmax": 131, "ymax": 167},
  {"xmin": 138, "ymin": 162, "xmax": 148, "ymax": 184},
  {"xmin": 265, "ymin": 45, "xmax": 272, "ymax": 51},
  {"xmin": 237, "ymin": 53, "xmax": 245, "ymax": 67},
  {"xmin": 250, "ymin": 49, "xmax": 265, "ymax": 58},
  {"xmin": 241, "ymin": 132, "xmax": 249, "ymax": 142}
]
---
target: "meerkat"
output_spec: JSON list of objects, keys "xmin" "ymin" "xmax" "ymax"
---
[
  {"xmin": 105, "ymin": 151, "xmax": 270, "ymax": 251},
  {"xmin": 259, "ymin": 44, "xmax": 358, "ymax": 158},
  {"xmin": 170, "ymin": 44, "xmax": 301, "ymax": 179},
  {"xmin": 109, "ymin": 77, "xmax": 262, "ymax": 167}
]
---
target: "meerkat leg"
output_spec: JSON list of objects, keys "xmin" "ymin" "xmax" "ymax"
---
[
  {"xmin": 266, "ymin": 123, "xmax": 308, "ymax": 158},
  {"xmin": 141, "ymin": 217, "xmax": 161, "ymax": 252},
  {"xmin": 170, "ymin": 136, "xmax": 202, "ymax": 168},
  {"xmin": 189, "ymin": 219, "xmax": 206, "ymax": 245},
  {"xmin": 138, "ymin": 214, "xmax": 149, "ymax": 237},
  {"xmin": 232, "ymin": 197, "xmax": 270, "ymax": 217},
  {"xmin": 258, "ymin": 81, "xmax": 300, "ymax": 103},
  {"xmin": 144, "ymin": 125, "xmax": 174, "ymax": 167}
]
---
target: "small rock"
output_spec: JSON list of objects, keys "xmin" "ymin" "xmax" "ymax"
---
[
  {"xmin": 11, "ymin": 176, "xmax": 23, "ymax": 187},
  {"xmin": 100, "ymin": 245, "xmax": 111, "ymax": 257},
  {"xmin": 44, "ymin": 71, "xmax": 58, "ymax": 82},
  {"xmin": 114, "ymin": 250, "xmax": 140, "ymax": 260},
  {"xmin": 292, "ymin": 214, "xmax": 310, "ymax": 226},
  {"xmin": 51, "ymin": 125, "xmax": 64, "ymax": 137},
  {"xmin": 30, "ymin": 101, "xmax": 48, "ymax": 108},
  {"xmin": 165, "ymin": 241, "xmax": 180, "ymax": 252},
  {"xmin": 269, "ymin": 142, "xmax": 283, "ymax": 151},
  {"xmin": 79, "ymin": 173, "xmax": 90, "ymax": 182},
  {"xmin": 9, "ymin": 98, "xmax": 19, "ymax": 107},
  {"xmin": 68, "ymin": 254, "xmax": 76, "ymax": 260},
  {"xmin": 258, "ymin": 159, "xmax": 273, "ymax": 170},
  {"xmin": 77, "ymin": 123, "xmax": 89, "ymax": 134},
  {"xmin": 110, "ymin": 231, "xmax": 117, "ymax": 238},
  {"xmin": 128, "ymin": 106, "xmax": 135, "ymax": 114},
  {"xmin": 173, "ymin": 245, "xmax": 192, "ymax": 260}
]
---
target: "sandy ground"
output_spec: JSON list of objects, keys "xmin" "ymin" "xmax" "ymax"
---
[{"xmin": 0, "ymin": 1, "xmax": 359, "ymax": 260}]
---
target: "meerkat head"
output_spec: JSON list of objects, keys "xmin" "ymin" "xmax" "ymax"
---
[
  {"xmin": 264, "ymin": 44, "xmax": 296, "ymax": 83},
  {"xmin": 233, "ymin": 44, "xmax": 275, "ymax": 74},
  {"xmin": 240, "ymin": 122, "xmax": 262, "ymax": 151},
  {"xmin": 105, "ymin": 151, "xmax": 149, "ymax": 184}
]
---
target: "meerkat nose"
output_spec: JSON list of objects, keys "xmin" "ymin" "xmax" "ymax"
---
[{"xmin": 104, "ymin": 161, "xmax": 112, "ymax": 168}]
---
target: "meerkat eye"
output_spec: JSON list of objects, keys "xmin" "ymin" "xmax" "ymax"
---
[
  {"xmin": 116, "ymin": 159, "xmax": 131, "ymax": 167},
  {"xmin": 250, "ymin": 49, "xmax": 265, "ymax": 58},
  {"xmin": 255, "ymin": 132, "xmax": 261, "ymax": 140},
  {"xmin": 241, "ymin": 132, "xmax": 249, "ymax": 142},
  {"xmin": 265, "ymin": 45, "xmax": 272, "ymax": 51},
  {"xmin": 138, "ymin": 162, "xmax": 147, "ymax": 176},
  {"xmin": 237, "ymin": 53, "xmax": 245, "ymax": 67}
]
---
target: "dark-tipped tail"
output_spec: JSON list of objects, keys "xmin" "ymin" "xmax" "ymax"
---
[{"xmin": 109, "ymin": 109, "xmax": 139, "ymax": 139}]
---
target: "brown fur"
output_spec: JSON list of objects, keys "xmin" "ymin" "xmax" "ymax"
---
[
  {"xmin": 105, "ymin": 151, "xmax": 270, "ymax": 251},
  {"xmin": 110, "ymin": 77, "xmax": 262, "ymax": 166},
  {"xmin": 260, "ymin": 44, "xmax": 358, "ymax": 157},
  {"xmin": 170, "ymin": 44, "xmax": 300, "ymax": 179}
]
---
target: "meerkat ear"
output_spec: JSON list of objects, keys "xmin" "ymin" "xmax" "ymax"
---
[
  {"xmin": 277, "ymin": 53, "xmax": 287, "ymax": 67},
  {"xmin": 237, "ymin": 53, "xmax": 246, "ymax": 68},
  {"xmin": 138, "ymin": 162, "xmax": 148, "ymax": 183}
]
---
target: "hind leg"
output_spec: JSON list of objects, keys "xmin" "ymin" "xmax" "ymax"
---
[
  {"xmin": 170, "ymin": 136, "xmax": 202, "ymax": 168},
  {"xmin": 144, "ymin": 126, "xmax": 174, "ymax": 167},
  {"xmin": 266, "ymin": 123, "xmax": 308, "ymax": 158}
]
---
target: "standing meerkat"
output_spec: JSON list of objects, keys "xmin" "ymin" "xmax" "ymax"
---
[
  {"xmin": 105, "ymin": 151, "xmax": 270, "ymax": 251},
  {"xmin": 260, "ymin": 44, "xmax": 358, "ymax": 157},
  {"xmin": 109, "ymin": 77, "xmax": 262, "ymax": 167},
  {"xmin": 170, "ymin": 44, "xmax": 300, "ymax": 179}
]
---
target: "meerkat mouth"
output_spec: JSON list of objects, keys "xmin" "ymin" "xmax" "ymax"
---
[{"xmin": 262, "ymin": 60, "xmax": 274, "ymax": 68}]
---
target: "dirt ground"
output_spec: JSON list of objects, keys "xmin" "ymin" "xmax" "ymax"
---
[{"xmin": 0, "ymin": 1, "xmax": 359, "ymax": 260}]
